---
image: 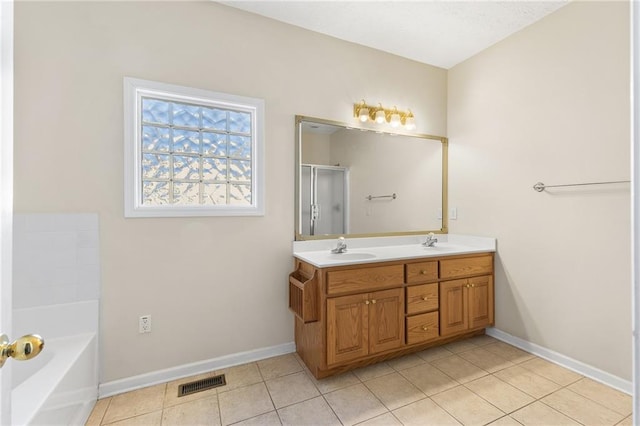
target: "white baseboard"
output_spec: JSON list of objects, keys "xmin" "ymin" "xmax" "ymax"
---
[
  {"xmin": 486, "ymin": 328, "xmax": 632, "ymax": 395},
  {"xmin": 98, "ymin": 342, "xmax": 296, "ymax": 398}
]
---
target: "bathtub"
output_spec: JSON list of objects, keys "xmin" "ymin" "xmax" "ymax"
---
[{"xmin": 11, "ymin": 301, "xmax": 99, "ymax": 426}]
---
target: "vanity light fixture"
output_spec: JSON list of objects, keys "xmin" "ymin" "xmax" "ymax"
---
[{"xmin": 353, "ymin": 100, "xmax": 416, "ymax": 130}]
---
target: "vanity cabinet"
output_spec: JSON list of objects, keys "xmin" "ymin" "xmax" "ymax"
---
[
  {"xmin": 327, "ymin": 288, "xmax": 403, "ymax": 365},
  {"xmin": 289, "ymin": 252, "xmax": 494, "ymax": 378}
]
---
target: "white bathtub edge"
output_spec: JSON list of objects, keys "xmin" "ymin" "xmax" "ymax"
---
[
  {"xmin": 99, "ymin": 341, "xmax": 295, "ymax": 398},
  {"xmin": 12, "ymin": 333, "xmax": 97, "ymax": 426},
  {"xmin": 486, "ymin": 327, "xmax": 632, "ymax": 395}
]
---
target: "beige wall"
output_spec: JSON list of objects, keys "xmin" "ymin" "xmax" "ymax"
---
[
  {"xmin": 448, "ymin": 1, "xmax": 631, "ymax": 380},
  {"xmin": 13, "ymin": 1, "xmax": 447, "ymax": 381},
  {"xmin": 301, "ymin": 132, "xmax": 331, "ymax": 165}
]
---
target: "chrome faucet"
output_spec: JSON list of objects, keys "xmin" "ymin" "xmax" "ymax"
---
[
  {"xmin": 331, "ymin": 237, "xmax": 348, "ymax": 254},
  {"xmin": 422, "ymin": 233, "xmax": 438, "ymax": 247}
]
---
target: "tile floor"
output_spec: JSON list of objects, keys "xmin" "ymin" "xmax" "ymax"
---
[{"xmin": 86, "ymin": 336, "xmax": 633, "ymax": 426}]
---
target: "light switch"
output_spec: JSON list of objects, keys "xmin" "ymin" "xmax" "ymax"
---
[{"xmin": 450, "ymin": 207, "xmax": 458, "ymax": 220}]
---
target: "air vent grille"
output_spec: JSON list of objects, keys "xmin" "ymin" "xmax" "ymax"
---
[{"xmin": 178, "ymin": 374, "xmax": 226, "ymax": 397}]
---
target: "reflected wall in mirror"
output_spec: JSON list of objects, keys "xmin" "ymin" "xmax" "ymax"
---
[{"xmin": 295, "ymin": 116, "xmax": 448, "ymax": 240}]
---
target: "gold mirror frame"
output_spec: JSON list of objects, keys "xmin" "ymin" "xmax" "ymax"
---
[{"xmin": 295, "ymin": 115, "xmax": 448, "ymax": 241}]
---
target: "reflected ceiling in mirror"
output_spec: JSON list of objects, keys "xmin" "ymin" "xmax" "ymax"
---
[{"xmin": 295, "ymin": 116, "xmax": 448, "ymax": 240}]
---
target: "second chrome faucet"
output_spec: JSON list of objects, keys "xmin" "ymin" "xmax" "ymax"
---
[{"xmin": 422, "ymin": 232, "xmax": 438, "ymax": 247}]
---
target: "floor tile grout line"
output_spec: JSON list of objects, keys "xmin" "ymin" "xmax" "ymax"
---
[
  {"xmin": 562, "ymin": 379, "xmax": 633, "ymax": 417},
  {"xmin": 360, "ymin": 373, "xmax": 426, "ymax": 414},
  {"xmin": 226, "ymin": 409, "xmax": 278, "ymax": 426},
  {"xmin": 541, "ymin": 386, "xmax": 628, "ymax": 425},
  {"xmin": 97, "ymin": 397, "xmax": 113, "ymax": 426},
  {"xmin": 487, "ymin": 372, "xmax": 595, "ymax": 424},
  {"xmin": 353, "ymin": 368, "xmax": 397, "ymax": 383},
  {"xmin": 489, "ymin": 413, "xmax": 525, "ymax": 426},
  {"xmin": 426, "ymin": 352, "xmax": 492, "ymax": 388},
  {"xmin": 456, "ymin": 347, "xmax": 515, "ymax": 373},
  {"xmin": 103, "ymin": 408, "xmax": 164, "ymax": 426},
  {"xmin": 438, "ymin": 357, "xmax": 590, "ymax": 422},
  {"xmin": 329, "ymin": 381, "xmax": 392, "ymax": 424},
  {"xmin": 536, "ymin": 399, "xmax": 589, "ymax": 426},
  {"xmin": 615, "ymin": 415, "xmax": 633, "ymax": 426},
  {"xmin": 319, "ymin": 392, "xmax": 346, "ymax": 425},
  {"xmin": 428, "ymin": 388, "xmax": 485, "ymax": 426},
  {"xmin": 463, "ymin": 370, "xmax": 552, "ymax": 412},
  {"xmin": 258, "ymin": 357, "xmax": 339, "ymax": 420},
  {"xmin": 215, "ymin": 393, "xmax": 223, "ymax": 426},
  {"xmin": 100, "ymin": 385, "xmax": 167, "ymax": 426},
  {"xmin": 516, "ymin": 360, "xmax": 585, "ymax": 388}
]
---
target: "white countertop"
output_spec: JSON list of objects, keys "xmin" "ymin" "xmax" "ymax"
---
[{"xmin": 293, "ymin": 234, "xmax": 496, "ymax": 268}]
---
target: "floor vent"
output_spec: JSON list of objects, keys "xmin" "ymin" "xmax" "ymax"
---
[{"xmin": 178, "ymin": 374, "xmax": 226, "ymax": 397}]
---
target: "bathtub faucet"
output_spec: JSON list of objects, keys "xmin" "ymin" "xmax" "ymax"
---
[{"xmin": 0, "ymin": 333, "xmax": 45, "ymax": 368}]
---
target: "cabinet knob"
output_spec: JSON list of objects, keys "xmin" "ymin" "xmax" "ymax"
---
[
  {"xmin": 364, "ymin": 300, "xmax": 370, "ymax": 305},
  {"xmin": 371, "ymin": 299, "xmax": 377, "ymax": 304},
  {"xmin": 421, "ymin": 326, "xmax": 428, "ymax": 331},
  {"xmin": 420, "ymin": 270, "xmax": 427, "ymax": 275},
  {"xmin": 470, "ymin": 284, "xmax": 475, "ymax": 288},
  {"xmin": 422, "ymin": 296, "xmax": 428, "ymax": 301}
]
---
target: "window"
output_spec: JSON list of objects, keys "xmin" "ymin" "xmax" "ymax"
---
[{"xmin": 124, "ymin": 78, "xmax": 264, "ymax": 217}]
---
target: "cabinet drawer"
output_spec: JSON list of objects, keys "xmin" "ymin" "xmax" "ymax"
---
[
  {"xmin": 406, "ymin": 261, "xmax": 438, "ymax": 284},
  {"xmin": 440, "ymin": 255, "xmax": 493, "ymax": 279},
  {"xmin": 327, "ymin": 265, "xmax": 404, "ymax": 296},
  {"xmin": 406, "ymin": 311, "xmax": 439, "ymax": 345},
  {"xmin": 406, "ymin": 283, "xmax": 438, "ymax": 314}
]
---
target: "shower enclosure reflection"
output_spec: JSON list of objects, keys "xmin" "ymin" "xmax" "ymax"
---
[{"xmin": 301, "ymin": 165, "xmax": 349, "ymax": 235}]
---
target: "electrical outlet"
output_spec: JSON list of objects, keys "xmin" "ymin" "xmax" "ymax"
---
[{"xmin": 139, "ymin": 315, "xmax": 151, "ymax": 333}]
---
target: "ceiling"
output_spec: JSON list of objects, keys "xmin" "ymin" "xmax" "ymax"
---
[{"xmin": 220, "ymin": 1, "xmax": 568, "ymax": 69}]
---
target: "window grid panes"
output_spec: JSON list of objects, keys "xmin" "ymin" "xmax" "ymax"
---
[{"xmin": 140, "ymin": 97, "xmax": 253, "ymax": 207}]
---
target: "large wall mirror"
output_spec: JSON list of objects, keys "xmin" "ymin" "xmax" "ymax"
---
[{"xmin": 295, "ymin": 115, "xmax": 448, "ymax": 240}]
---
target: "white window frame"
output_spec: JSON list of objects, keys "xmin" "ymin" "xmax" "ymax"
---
[{"xmin": 124, "ymin": 77, "xmax": 265, "ymax": 217}]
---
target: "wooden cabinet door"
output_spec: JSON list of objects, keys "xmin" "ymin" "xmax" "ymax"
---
[
  {"xmin": 369, "ymin": 288, "xmax": 404, "ymax": 354},
  {"xmin": 468, "ymin": 275, "xmax": 494, "ymax": 329},
  {"xmin": 439, "ymin": 279, "xmax": 468, "ymax": 336},
  {"xmin": 327, "ymin": 293, "xmax": 369, "ymax": 365}
]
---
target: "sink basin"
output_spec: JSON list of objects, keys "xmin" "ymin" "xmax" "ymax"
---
[{"xmin": 328, "ymin": 252, "xmax": 377, "ymax": 260}]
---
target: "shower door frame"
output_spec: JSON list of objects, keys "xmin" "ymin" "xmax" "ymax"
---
[{"xmin": 301, "ymin": 164, "xmax": 350, "ymax": 237}]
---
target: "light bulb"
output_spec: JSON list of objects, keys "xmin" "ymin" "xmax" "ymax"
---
[
  {"xmin": 405, "ymin": 115, "xmax": 416, "ymax": 130},
  {"xmin": 375, "ymin": 104, "xmax": 385, "ymax": 124},
  {"xmin": 358, "ymin": 107, "xmax": 370, "ymax": 122},
  {"xmin": 390, "ymin": 112, "xmax": 401, "ymax": 128}
]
